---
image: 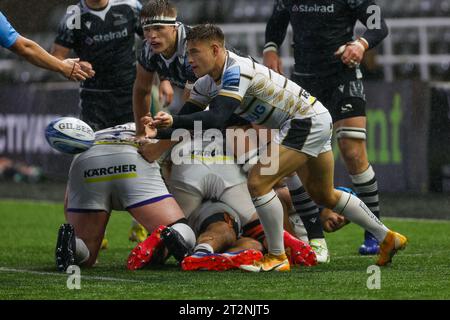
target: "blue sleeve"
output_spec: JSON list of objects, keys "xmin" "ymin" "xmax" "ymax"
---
[{"xmin": 0, "ymin": 12, "xmax": 19, "ymax": 48}]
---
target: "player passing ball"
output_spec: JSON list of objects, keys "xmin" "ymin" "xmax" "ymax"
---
[{"xmin": 141, "ymin": 24, "xmax": 408, "ymax": 272}]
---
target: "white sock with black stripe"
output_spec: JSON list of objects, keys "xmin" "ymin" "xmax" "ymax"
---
[
  {"xmin": 285, "ymin": 174, "xmax": 324, "ymax": 240},
  {"xmin": 350, "ymin": 165, "xmax": 380, "ymax": 238},
  {"xmin": 252, "ymin": 190, "xmax": 285, "ymax": 256},
  {"xmin": 333, "ymin": 191, "xmax": 388, "ymax": 242}
]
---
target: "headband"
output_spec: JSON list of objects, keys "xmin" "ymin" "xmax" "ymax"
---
[{"xmin": 141, "ymin": 15, "xmax": 177, "ymax": 28}]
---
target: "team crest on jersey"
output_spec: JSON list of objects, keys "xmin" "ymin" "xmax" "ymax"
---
[
  {"xmin": 85, "ymin": 21, "xmax": 92, "ymax": 29},
  {"xmin": 113, "ymin": 13, "xmax": 128, "ymax": 26}
]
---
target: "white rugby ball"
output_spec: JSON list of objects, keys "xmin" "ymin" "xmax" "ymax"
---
[{"xmin": 45, "ymin": 117, "xmax": 95, "ymax": 154}]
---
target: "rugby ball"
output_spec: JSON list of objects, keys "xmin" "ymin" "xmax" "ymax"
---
[{"xmin": 45, "ymin": 117, "xmax": 95, "ymax": 154}]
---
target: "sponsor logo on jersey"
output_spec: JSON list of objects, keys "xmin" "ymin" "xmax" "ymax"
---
[
  {"xmin": 243, "ymin": 105, "xmax": 267, "ymax": 123},
  {"xmin": 293, "ymin": 4, "xmax": 335, "ymax": 13},
  {"xmin": 341, "ymin": 104, "xmax": 354, "ymax": 113},
  {"xmin": 92, "ymin": 28, "xmax": 128, "ymax": 42},
  {"xmin": 84, "ymin": 164, "xmax": 136, "ymax": 178},
  {"xmin": 113, "ymin": 13, "xmax": 128, "ymax": 26}
]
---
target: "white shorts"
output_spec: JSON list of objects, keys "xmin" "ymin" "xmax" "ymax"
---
[
  {"xmin": 67, "ymin": 144, "xmax": 171, "ymax": 213},
  {"xmin": 274, "ymin": 108, "xmax": 333, "ymax": 157},
  {"xmin": 170, "ymin": 162, "xmax": 247, "ymax": 192},
  {"xmin": 169, "ymin": 179, "xmax": 256, "ymax": 230}
]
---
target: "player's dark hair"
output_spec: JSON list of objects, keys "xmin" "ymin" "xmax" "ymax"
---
[
  {"xmin": 186, "ymin": 24, "xmax": 225, "ymax": 47},
  {"xmin": 141, "ymin": 0, "xmax": 177, "ymax": 19}
]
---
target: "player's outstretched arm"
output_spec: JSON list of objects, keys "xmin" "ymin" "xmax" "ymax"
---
[
  {"xmin": 133, "ymin": 64, "xmax": 155, "ymax": 137},
  {"xmin": 51, "ymin": 43, "xmax": 95, "ymax": 78},
  {"xmin": 9, "ymin": 36, "xmax": 89, "ymax": 81},
  {"xmin": 154, "ymin": 95, "xmax": 242, "ymax": 131}
]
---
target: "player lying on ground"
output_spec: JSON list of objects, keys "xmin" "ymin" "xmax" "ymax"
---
[
  {"xmin": 128, "ymin": 131, "xmax": 317, "ymax": 270},
  {"xmin": 180, "ymin": 200, "xmax": 316, "ymax": 271},
  {"xmin": 55, "ymin": 123, "xmax": 196, "ymax": 272},
  {"xmin": 144, "ymin": 24, "xmax": 408, "ymax": 272}
]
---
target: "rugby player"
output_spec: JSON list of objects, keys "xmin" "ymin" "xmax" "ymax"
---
[
  {"xmin": 263, "ymin": 0, "xmax": 389, "ymax": 255},
  {"xmin": 55, "ymin": 123, "xmax": 196, "ymax": 272},
  {"xmin": 135, "ymin": 135, "xmax": 317, "ymax": 271},
  {"xmin": 0, "ymin": 11, "xmax": 88, "ymax": 81},
  {"xmin": 133, "ymin": 0, "xmax": 196, "ymax": 137},
  {"xmin": 51, "ymin": 0, "xmax": 149, "ymax": 243},
  {"xmin": 144, "ymin": 24, "xmax": 408, "ymax": 272}
]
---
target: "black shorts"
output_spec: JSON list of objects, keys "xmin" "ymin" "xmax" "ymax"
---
[
  {"xmin": 291, "ymin": 67, "xmax": 366, "ymax": 123},
  {"xmin": 79, "ymin": 84, "xmax": 134, "ymax": 131}
]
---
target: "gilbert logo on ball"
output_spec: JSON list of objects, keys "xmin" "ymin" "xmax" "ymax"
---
[{"xmin": 45, "ymin": 117, "xmax": 95, "ymax": 154}]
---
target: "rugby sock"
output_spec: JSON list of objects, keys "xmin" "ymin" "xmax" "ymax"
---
[
  {"xmin": 242, "ymin": 220, "xmax": 266, "ymax": 244},
  {"xmin": 170, "ymin": 222, "xmax": 196, "ymax": 249},
  {"xmin": 288, "ymin": 214, "xmax": 309, "ymax": 242},
  {"xmin": 333, "ymin": 191, "xmax": 388, "ymax": 242},
  {"xmin": 285, "ymin": 174, "xmax": 325, "ymax": 240},
  {"xmin": 75, "ymin": 238, "xmax": 89, "ymax": 265},
  {"xmin": 350, "ymin": 165, "xmax": 381, "ymax": 239},
  {"xmin": 194, "ymin": 243, "xmax": 214, "ymax": 254},
  {"xmin": 252, "ymin": 190, "xmax": 285, "ymax": 256}
]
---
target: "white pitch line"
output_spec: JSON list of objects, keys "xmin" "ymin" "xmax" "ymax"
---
[{"xmin": 0, "ymin": 267, "xmax": 146, "ymax": 284}]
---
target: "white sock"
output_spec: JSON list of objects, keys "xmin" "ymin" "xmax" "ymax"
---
[
  {"xmin": 333, "ymin": 191, "xmax": 388, "ymax": 242},
  {"xmin": 171, "ymin": 223, "xmax": 196, "ymax": 249},
  {"xmin": 75, "ymin": 238, "xmax": 90, "ymax": 265},
  {"xmin": 284, "ymin": 174, "xmax": 302, "ymax": 190},
  {"xmin": 194, "ymin": 243, "xmax": 214, "ymax": 254},
  {"xmin": 252, "ymin": 190, "xmax": 285, "ymax": 256}
]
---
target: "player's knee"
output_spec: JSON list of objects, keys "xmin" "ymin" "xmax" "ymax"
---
[
  {"xmin": 247, "ymin": 174, "xmax": 273, "ymax": 197},
  {"xmin": 338, "ymin": 138, "xmax": 367, "ymax": 165},
  {"xmin": 309, "ymin": 188, "xmax": 335, "ymax": 208}
]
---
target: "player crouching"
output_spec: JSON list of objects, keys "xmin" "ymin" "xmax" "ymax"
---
[{"xmin": 55, "ymin": 123, "xmax": 196, "ymax": 272}]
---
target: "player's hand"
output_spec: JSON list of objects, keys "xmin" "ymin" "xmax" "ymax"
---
[
  {"xmin": 152, "ymin": 111, "xmax": 173, "ymax": 128},
  {"xmin": 320, "ymin": 208, "xmax": 350, "ymax": 233},
  {"xmin": 61, "ymin": 58, "xmax": 89, "ymax": 81},
  {"xmin": 79, "ymin": 61, "xmax": 95, "ymax": 78},
  {"xmin": 159, "ymin": 80, "xmax": 174, "ymax": 107},
  {"xmin": 334, "ymin": 40, "xmax": 366, "ymax": 68},
  {"xmin": 136, "ymin": 138, "xmax": 159, "ymax": 162},
  {"xmin": 140, "ymin": 115, "xmax": 158, "ymax": 138},
  {"xmin": 263, "ymin": 51, "xmax": 283, "ymax": 75}
]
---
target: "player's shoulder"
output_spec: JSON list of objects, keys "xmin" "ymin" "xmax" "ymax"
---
[
  {"xmin": 226, "ymin": 51, "xmax": 254, "ymax": 77},
  {"xmin": 110, "ymin": 0, "xmax": 142, "ymax": 11}
]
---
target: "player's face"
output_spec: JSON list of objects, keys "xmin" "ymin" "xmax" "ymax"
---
[
  {"xmin": 187, "ymin": 40, "xmax": 216, "ymax": 78},
  {"xmin": 144, "ymin": 25, "xmax": 177, "ymax": 54}
]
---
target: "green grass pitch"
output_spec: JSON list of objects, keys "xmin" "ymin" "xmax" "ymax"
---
[{"xmin": 0, "ymin": 199, "xmax": 449, "ymax": 300}]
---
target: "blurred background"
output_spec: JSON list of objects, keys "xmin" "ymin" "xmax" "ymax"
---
[{"xmin": 0, "ymin": 0, "xmax": 449, "ymax": 218}]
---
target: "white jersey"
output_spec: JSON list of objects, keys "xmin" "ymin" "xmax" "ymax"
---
[{"xmin": 189, "ymin": 51, "xmax": 329, "ymax": 129}]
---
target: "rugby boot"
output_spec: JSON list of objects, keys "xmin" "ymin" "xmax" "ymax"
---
[
  {"xmin": 283, "ymin": 231, "xmax": 317, "ymax": 266},
  {"xmin": 55, "ymin": 223, "xmax": 76, "ymax": 272},
  {"xmin": 239, "ymin": 253, "xmax": 290, "ymax": 272},
  {"xmin": 376, "ymin": 230, "xmax": 408, "ymax": 266},
  {"xmin": 127, "ymin": 225, "xmax": 165, "ymax": 270},
  {"xmin": 160, "ymin": 226, "xmax": 193, "ymax": 263}
]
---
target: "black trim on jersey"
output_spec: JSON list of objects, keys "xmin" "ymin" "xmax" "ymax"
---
[
  {"xmin": 259, "ymin": 107, "xmax": 277, "ymax": 126},
  {"xmin": 172, "ymin": 95, "xmax": 241, "ymax": 130},
  {"xmin": 268, "ymin": 69, "xmax": 272, "ymax": 80},
  {"xmin": 283, "ymin": 77, "xmax": 288, "ymax": 89},
  {"xmin": 241, "ymin": 74, "xmax": 253, "ymax": 81},
  {"xmin": 280, "ymin": 118, "xmax": 312, "ymax": 151},
  {"xmin": 236, "ymin": 97, "xmax": 257, "ymax": 116}
]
